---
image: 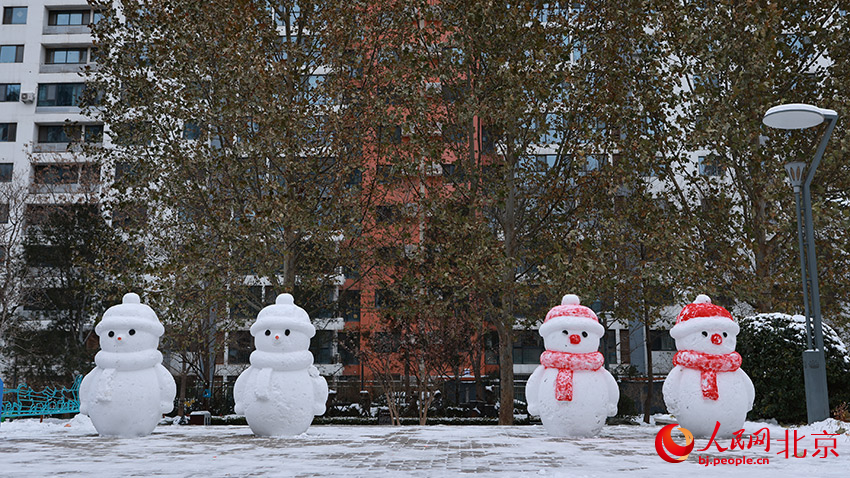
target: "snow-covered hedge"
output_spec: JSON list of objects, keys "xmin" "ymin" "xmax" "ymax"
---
[{"xmin": 737, "ymin": 313, "xmax": 850, "ymax": 424}]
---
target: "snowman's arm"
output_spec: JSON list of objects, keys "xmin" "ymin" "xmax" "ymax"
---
[
  {"xmin": 78, "ymin": 368, "xmax": 102, "ymax": 415},
  {"xmin": 310, "ymin": 366, "xmax": 329, "ymax": 416},
  {"xmin": 741, "ymin": 369, "xmax": 755, "ymax": 411},
  {"xmin": 233, "ymin": 367, "xmax": 253, "ymax": 415},
  {"xmin": 604, "ymin": 369, "xmax": 620, "ymax": 417},
  {"xmin": 525, "ymin": 365, "xmax": 545, "ymax": 416},
  {"xmin": 662, "ymin": 366, "xmax": 682, "ymax": 416},
  {"xmin": 156, "ymin": 365, "xmax": 177, "ymax": 414}
]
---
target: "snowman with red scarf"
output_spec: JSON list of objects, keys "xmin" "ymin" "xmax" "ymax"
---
[
  {"xmin": 526, "ymin": 294, "xmax": 619, "ymax": 437},
  {"xmin": 663, "ymin": 294, "xmax": 755, "ymax": 438}
]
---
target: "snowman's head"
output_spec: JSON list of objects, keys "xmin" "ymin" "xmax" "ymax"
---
[
  {"xmin": 250, "ymin": 293, "xmax": 315, "ymax": 353},
  {"xmin": 539, "ymin": 294, "xmax": 605, "ymax": 354},
  {"xmin": 670, "ymin": 294, "xmax": 739, "ymax": 355},
  {"xmin": 254, "ymin": 326, "xmax": 311, "ymax": 352},
  {"xmin": 99, "ymin": 327, "xmax": 160, "ymax": 353},
  {"xmin": 95, "ymin": 293, "xmax": 165, "ymax": 353}
]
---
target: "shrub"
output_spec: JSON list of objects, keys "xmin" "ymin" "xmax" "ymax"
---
[{"xmin": 737, "ymin": 313, "xmax": 850, "ymax": 424}]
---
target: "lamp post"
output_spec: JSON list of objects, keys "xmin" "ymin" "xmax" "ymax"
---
[{"xmin": 763, "ymin": 103, "xmax": 837, "ymax": 423}]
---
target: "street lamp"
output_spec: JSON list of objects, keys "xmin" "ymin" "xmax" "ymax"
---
[{"xmin": 763, "ymin": 103, "xmax": 838, "ymax": 423}]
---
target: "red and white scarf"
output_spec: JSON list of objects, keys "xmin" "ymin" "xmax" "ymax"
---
[
  {"xmin": 673, "ymin": 350, "xmax": 742, "ymax": 400},
  {"xmin": 539, "ymin": 351, "xmax": 604, "ymax": 401}
]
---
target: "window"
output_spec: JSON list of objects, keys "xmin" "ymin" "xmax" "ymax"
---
[
  {"xmin": 310, "ymin": 330, "xmax": 334, "ymax": 364},
  {"xmin": 0, "ymin": 164, "xmax": 12, "ymax": 182},
  {"xmin": 513, "ymin": 331, "xmax": 544, "ymax": 364},
  {"xmin": 37, "ymin": 83, "xmax": 86, "ymax": 107},
  {"xmin": 442, "ymin": 124, "xmax": 466, "ymax": 143},
  {"xmin": 0, "ymin": 45, "xmax": 24, "ymax": 63},
  {"xmin": 375, "ymin": 205, "xmax": 399, "ymax": 224},
  {"xmin": 650, "ymin": 330, "xmax": 676, "ymax": 352},
  {"xmin": 32, "ymin": 163, "xmax": 100, "ymax": 186},
  {"xmin": 48, "ymin": 10, "xmax": 90, "ymax": 26},
  {"xmin": 699, "ymin": 155, "xmax": 724, "ymax": 177},
  {"xmin": 377, "ymin": 125, "xmax": 401, "ymax": 145},
  {"xmin": 0, "ymin": 123, "xmax": 16, "ymax": 142},
  {"xmin": 1, "ymin": 83, "xmax": 20, "ymax": 101},
  {"xmin": 2, "ymin": 7, "xmax": 27, "ymax": 24},
  {"xmin": 46, "ymin": 48, "xmax": 88, "ymax": 64},
  {"xmin": 337, "ymin": 332, "xmax": 359, "ymax": 365},
  {"xmin": 0, "ymin": 203, "xmax": 8, "ymax": 223},
  {"xmin": 38, "ymin": 124, "xmax": 81, "ymax": 143},
  {"xmin": 227, "ymin": 331, "xmax": 252, "ymax": 365},
  {"xmin": 532, "ymin": 154, "xmax": 557, "ymax": 172},
  {"xmin": 183, "ymin": 122, "xmax": 201, "ymax": 140},
  {"xmin": 338, "ymin": 290, "xmax": 360, "ymax": 322}
]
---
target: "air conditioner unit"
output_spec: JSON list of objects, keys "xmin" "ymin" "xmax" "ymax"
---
[{"xmin": 20, "ymin": 92, "xmax": 35, "ymax": 103}]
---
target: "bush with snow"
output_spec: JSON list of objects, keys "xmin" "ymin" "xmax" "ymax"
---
[{"xmin": 737, "ymin": 313, "xmax": 850, "ymax": 424}]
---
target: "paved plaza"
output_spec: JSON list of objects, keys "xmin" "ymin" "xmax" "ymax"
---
[{"xmin": 0, "ymin": 417, "xmax": 848, "ymax": 477}]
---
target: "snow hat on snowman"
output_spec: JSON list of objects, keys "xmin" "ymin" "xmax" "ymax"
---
[
  {"xmin": 539, "ymin": 294, "xmax": 605, "ymax": 338},
  {"xmin": 669, "ymin": 294, "xmax": 739, "ymax": 340},
  {"xmin": 95, "ymin": 293, "xmax": 165, "ymax": 337},
  {"xmin": 250, "ymin": 293, "xmax": 316, "ymax": 338}
]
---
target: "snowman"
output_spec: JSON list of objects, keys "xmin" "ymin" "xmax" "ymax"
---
[
  {"xmin": 233, "ymin": 293, "xmax": 329, "ymax": 436},
  {"xmin": 662, "ymin": 294, "xmax": 755, "ymax": 438},
  {"xmin": 79, "ymin": 293, "xmax": 176, "ymax": 437},
  {"xmin": 526, "ymin": 294, "xmax": 619, "ymax": 437}
]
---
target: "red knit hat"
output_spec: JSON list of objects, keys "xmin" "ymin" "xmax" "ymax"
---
[
  {"xmin": 670, "ymin": 294, "xmax": 739, "ymax": 340},
  {"xmin": 539, "ymin": 294, "xmax": 605, "ymax": 338}
]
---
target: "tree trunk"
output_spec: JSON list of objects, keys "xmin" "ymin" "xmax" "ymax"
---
[
  {"xmin": 496, "ymin": 321, "xmax": 514, "ymax": 425},
  {"xmin": 643, "ymin": 303, "xmax": 654, "ymax": 424},
  {"xmin": 178, "ymin": 362, "xmax": 188, "ymax": 418}
]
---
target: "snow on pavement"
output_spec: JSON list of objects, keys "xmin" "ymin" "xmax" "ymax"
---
[{"xmin": 0, "ymin": 416, "xmax": 848, "ymax": 477}]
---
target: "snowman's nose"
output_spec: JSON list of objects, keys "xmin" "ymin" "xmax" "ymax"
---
[
  {"xmin": 569, "ymin": 334, "xmax": 581, "ymax": 345},
  {"xmin": 117, "ymin": 336, "xmax": 122, "ymax": 341},
  {"xmin": 711, "ymin": 333, "xmax": 723, "ymax": 345},
  {"xmin": 275, "ymin": 335, "xmax": 280, "ymax": 340}
]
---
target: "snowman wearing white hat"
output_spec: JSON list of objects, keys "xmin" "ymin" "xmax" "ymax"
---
[
  {"xmin": 526, "ymin": 294, "xmax": 619, "ymax": 437},
  {"xmin": 79, "ymin": 293, "xmax": 176, "ymax": 437},
  {"xmin": 662, "ymin": 294, "xmax": 755, "ymax": 438},
  {"xmin": 233, "ymin": 293, "xmax": 329, "ymax": 436}
]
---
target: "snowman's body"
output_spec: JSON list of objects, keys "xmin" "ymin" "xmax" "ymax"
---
[
  {"xmin": 527, "ymin": 366, "xmax": 618, "ymax": 437},
  {"xmin": 526, "ymin": 294, "xmax": 619, "ymax": 437},
  {"xmin": 663, "ymin": 365, "xmax": 753, "ymax": 437},
  {"xmin": 233, "ymin": 294, "xmax": 328, "ymax": 437},
  {"xmin": 78, "ymin": 293, "xmax": 176, "ymax": 438},
  {"xmin": 662, "ymin": 295, "xmax": 755, "ymax": 438},
  {"xmin": 80, "ymin": 359, "xmax": 174, "ymax": 437}
]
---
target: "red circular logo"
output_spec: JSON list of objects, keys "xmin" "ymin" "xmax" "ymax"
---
[{"xmin": 655, "ymin": 424, "xmax": 695, "ymax": 463}]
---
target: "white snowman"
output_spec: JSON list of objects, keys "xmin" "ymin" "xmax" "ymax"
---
[
  {"xmin": 663, "ymin": 294, "xmax": 755, "ymax": 438},
  {"xmin": 233, "ymin": 293, "xmax": 329, "ymax": 436},
  {"xmin": 526, "ymin": 294, "xmax": 619, "ymax": 437},
  {"xmin": 79, "ymin": 293, "xmax": 176, "ymax": 437}
]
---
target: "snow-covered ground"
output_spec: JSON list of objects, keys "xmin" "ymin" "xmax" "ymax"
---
[{"xmin": 0, "ymin": 415, "xmax": 847, "ymax": 477}]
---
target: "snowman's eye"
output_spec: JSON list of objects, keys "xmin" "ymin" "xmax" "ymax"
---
[
  {"xmin": 723, "ymin": 332, "xmax": 728, "ymax": 337},
  {"xmin": 582, "ymin": 331, "xmax": 588, "ymax": 338},
  {"xmin": 265, "ymin": 330, "xmax": 271, "ymax": 336},
  {"xmin": 562, "ymin": 330, "xmax": 569, "ymax": 335},
  {"xmin": 129, "ymin": 329, "xmax": 136, "ymax": 336},
  {"xmin": 702, "ymin": 331, "xmax": 708, "ymax": 337},
  {"xmin": 108, "ymin": 331, "xmax": 115, "ymax": 338},
  {"xmin": 284, "ymin": 329, "xmax": 290, "ymax": 336}
]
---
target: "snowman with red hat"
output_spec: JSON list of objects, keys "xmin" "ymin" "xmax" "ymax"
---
[
  {"xmin": 662, "ymin": 294, "xmax": 755, "ymax": 438},
  {"xmin": 526, "ymin": 294, "xmax": 619, "ymax": 437}
]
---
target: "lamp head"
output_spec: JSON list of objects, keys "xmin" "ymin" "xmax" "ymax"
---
[
  {"xmin": 763, "ymin": 103, "xmax": 835, "ymax": 130},
  {"xmin": 784, "ymin": 162, "xmax": 806, "ymax": 191}
]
